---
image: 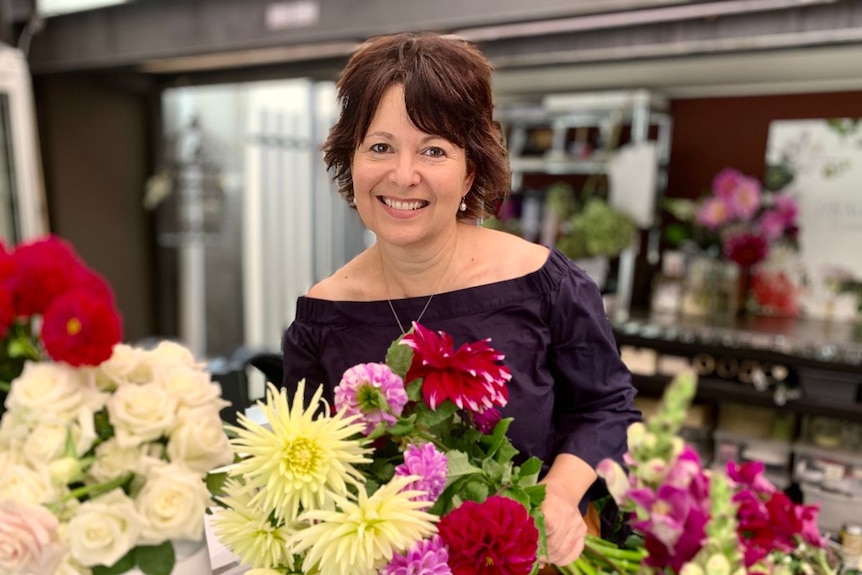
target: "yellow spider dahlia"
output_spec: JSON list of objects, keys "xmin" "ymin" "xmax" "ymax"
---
[
  {"xmin": 229, "ymin": 381, "xmax": 371, "ymax": 522},
  {"xmin": 289, "ymin": 475, "xmax": 439, "ymax": 575},
  {"xmin": 211, "ymin": 478, "xmax": 293, "ymax": 569}
]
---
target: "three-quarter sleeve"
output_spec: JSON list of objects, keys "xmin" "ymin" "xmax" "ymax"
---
[{"xmin": 547, "ymin": 265, "xmax": 641, "ymax": 470}]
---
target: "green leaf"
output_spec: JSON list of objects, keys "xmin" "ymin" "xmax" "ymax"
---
[
  {"xmin": 499, "ymin": 487, "xmax": 530, "ymax": 508},
  {"xmin": 405, "ymin": 378, "xmax": 423, "ymax": 402},
  {"xmin": 481, "ymin": 458, "xmax": 507, "ymax": 485},
  {"xmin": 135, "ymin": 541, "xmax": 176, "ymax": 575},
  {"xmin": 462, "ymin": 479, "xmax": 489, "ymax": 503},
  {"xmin": 385, "ymin": 335, "xmax": 414, "ymax": 379},
  {"xmin": 386, "ymin": 414, "xmax": 417, "ymax": 437},
  {"xmin": 206, "ymin": 470, "xmax": 229, "ymax": 497},
  {"xmin": 92, "ymin": 550, "xmax": 135, "ymax": 575},
  {"xmin": 413, "ymin": 400, "xmax": 457, "ymax": 428},
  {"xmin": 524, "ymin": 484, "xmax": 547, "ymax": 507},
  {"xmin": 479, "ymin": 417, "xmax": 513, "ymax": 459},
  {"xmin": 445, "ymin": 450, "xmax": 483, "ymax": 479},
  {"xmin": 515, "ymin": 457, "xmax": 543, "ymax": 486}
]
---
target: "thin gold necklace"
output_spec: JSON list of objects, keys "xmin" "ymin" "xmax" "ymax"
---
[{"xmin": 379, "ymin": 244, "xmax": 456, "ymax": 335}]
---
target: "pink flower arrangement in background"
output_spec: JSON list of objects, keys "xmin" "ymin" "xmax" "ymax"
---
[
  {"xmin": 696, "ymin": 168, "xmax": 799, "ymax": 267},
  {"xmin": 666, "ymin": 167, "xmax": 800, "ymax": 269}
]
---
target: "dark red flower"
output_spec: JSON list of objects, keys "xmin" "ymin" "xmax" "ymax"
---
[
  {"xmin": 471, "ymin": 407, "xmax": 501, "ymax": 434},
  {"xmin": 41, "ymin": 289, "xmax": 122, "ymax": 366},
  {"xmin": 8, "ymin": 236, "xmax": 86, "ymax": 316},
  {"xmin": 722, "ymin": 231, "xmax": 768, "ymax": 268},
  {"xmin": 0, "ymin": 284, "xmax": 14, "ymax": 338},
  {"xmin": 439, "ymin": 495, "xmax": 538, "ymax": 575},
  {"xmin": 400, "ymin": 322, "xmax": 511, "ymax": 413}
]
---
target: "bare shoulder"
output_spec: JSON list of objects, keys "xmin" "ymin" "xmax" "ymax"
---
[
  {"xmin": 465, "ymin": 227, "xmax": 550, "ymax": 283},
  {"xmin": 306, "ymin": 250, "xmax": 381, "ymax": 301}
]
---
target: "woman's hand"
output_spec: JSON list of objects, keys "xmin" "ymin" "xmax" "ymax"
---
[
  {"xmin": 539, "ymin": 453, "xmax": 597, "ymax": 566},
  {"xmin": 541, "ymin": 480, "xmax": 587, "ymax": 565}
]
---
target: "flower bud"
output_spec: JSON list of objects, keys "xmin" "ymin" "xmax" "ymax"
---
[{"xmin": 49, "ymin": 456, "xmax": 84, "ymax": 485}]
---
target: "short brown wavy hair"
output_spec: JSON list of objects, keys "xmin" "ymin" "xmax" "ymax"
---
[{"xmin": 322, "ymin": 32, "xmax": 510, "ymax": 221}]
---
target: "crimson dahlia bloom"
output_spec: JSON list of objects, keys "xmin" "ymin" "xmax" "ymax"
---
[
  {"xmin": 400, "ymin": 322, "xmax": 511, "ymax": 413},
  {"xmin": 8, "ymin": 236, "xmax": 85, "ymax": 316},
  {"xmin": 41, "ymin": 289, "xmax": 123, "ymax": 366},
  {"xmin": 438, "ymin": 495, "xmax": 538, "ymax": 575},
  {"xmin": 723, "ymin": 231, "xmax": 768, "ymax": 267},
  {"xmin": 0, "ymin": 286, "xmax": 13, "ymax": 337}
]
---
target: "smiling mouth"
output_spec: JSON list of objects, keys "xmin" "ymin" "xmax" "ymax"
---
[{"xmin": 379, "ymin": 196, "xmax": 428, "ymax": 211}]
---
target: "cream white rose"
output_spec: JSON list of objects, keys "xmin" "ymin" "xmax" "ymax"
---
[
  {"xmin": 154, "ymin": 364, "xmax": 225, "ymax": 409},
  {"xmin": 0, "ymin": 410, "xmax": 32, "ymax": 448},
  {"xmin": 23, "ymin": 421, "xmax": 69, "ymax": 466},
  {"xmin": 67, "ymin": 489, "xmax": 143, "ymax": 568},
  {"xmin": 135, "ymin": 463, "xmax": 211, "ymax": 543},
  {"xmin": 0, "ymin": 499, "xmax": 68, "ymax": 575},
  {"xmin": 0, "ymin": 461, "xmax": 56, "ymax": 504},
  {"xmin": 107, "ymin": 381, "xmax": 178, "ymax": 447},
  {"xmin": 167, "ymin": 409, "xmax": 234, "ymax": 474},
  {"xmin": 147, "ymin": 340, "xmax": 199, "ymax": 369},
  {"xmin": 87, "ymin": 438, "xmax": 147, "ymax": 483},
  {"xmin": 99, "ymin": 343, "xmax": 153, "ymax": 385},
  {"xmin": 6, "ymin": 362, "xmax": 86, "ymax": 422}
]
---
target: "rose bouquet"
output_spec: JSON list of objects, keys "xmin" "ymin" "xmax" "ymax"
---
[
  {"xmin": 210, "ymin": 322, "xmax": 549, "ymax": 575},
  {"xmin": 0, "ymin": 235, "xmax": 235, "ymax": 575},
  {"xmin": 588, "ymin": 372, "xmax": 838, "ymax": 575},
  {"xmin": 1, "ymin": 235, "xmax": 123, "ymax": 415}
]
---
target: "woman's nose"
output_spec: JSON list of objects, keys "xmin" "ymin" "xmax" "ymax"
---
[{"xmin": 389, "ymin": 153, "xmax": 420, "ymax": 187}]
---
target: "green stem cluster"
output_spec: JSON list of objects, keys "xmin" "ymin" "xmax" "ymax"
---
[{"xmin": 556, "ymin": 535, "xmax": 647, "ymax": 575}]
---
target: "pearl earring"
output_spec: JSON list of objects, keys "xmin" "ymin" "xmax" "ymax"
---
[{"xmin": 459, "ymin": 198, "xmax": 467, "ymax": 212}]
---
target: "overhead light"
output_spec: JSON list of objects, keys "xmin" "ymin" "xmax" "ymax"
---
[
  {"xmin": 139, "ymin": 41, "xmax": 359, "ymax": 74},
  {"xmin": 37, "ymin": 0, "xmax": 132, "ymax": 18},
  {"xmin": 454, "ymin": 0, "xmax": 837, "ymax": 42}
]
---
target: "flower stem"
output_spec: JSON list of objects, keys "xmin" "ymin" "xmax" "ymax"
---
[{"xmin": 64, "ymin": 472, "xmax": 133, "ymax": 502}]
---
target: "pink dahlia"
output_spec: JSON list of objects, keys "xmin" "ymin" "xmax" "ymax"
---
[
  {"xmin": 380, "ymin": 535, "xmax": 452, "ymax": 575},
  {"xmin": 400, "ymin": 322, "xmax": 511, "ymax": 413},
  {"xmin": 394, "ymin": 442, "xmax": 448, "ymax": 504},
  {"xmin": 439, "ymin": 495, "xmax": 538, "ymax": 575},
  {"xmin": 334, "ymin": 362, "xmax": 408, "ymax": 434}
]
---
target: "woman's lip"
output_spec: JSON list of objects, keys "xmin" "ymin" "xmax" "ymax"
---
[{"xmin": 378, "ymin": 196, "xmax": 429, "ymax": 212}]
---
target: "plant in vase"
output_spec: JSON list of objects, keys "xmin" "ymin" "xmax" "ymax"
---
[
  {"xmin": 664, "ymin": 167, "xmax": 800, "ymax": 316},
  {"xmin": 0, "ymin": 235, "xmax": 235, "ymax": 575}
]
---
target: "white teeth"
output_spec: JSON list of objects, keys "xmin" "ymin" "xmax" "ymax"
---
[{"xmin": 382, "ymin": 197, "xmax": 426, "ymax": 211}]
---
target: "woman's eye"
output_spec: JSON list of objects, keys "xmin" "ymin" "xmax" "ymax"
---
[
  {"xmin": 369, "ymin": 143, "xmax": 390, "ymax": 153},
  {"xmin": 425, "ymin": 147, "xmax": 446, "ymax": 158}
]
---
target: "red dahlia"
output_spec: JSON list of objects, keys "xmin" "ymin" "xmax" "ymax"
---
[
  {"xmin": 41, "ymin": 289, "xmax": 123, "ymax": 366},
  {"xmin": 400, "ymin": 322, "xmax": 511, "ymax": 413},
  {"xmin": 438, "ymin": 495, "xmax": 539, "ymax": 575},
  {"xmin": 9, "ymin": 236, "xmax": 85, "ymax": 316}
]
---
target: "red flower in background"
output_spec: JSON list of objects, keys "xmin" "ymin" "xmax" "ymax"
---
[
  {"xmin": 41, "ymin": 289, "xmax": 123, "ymax": 366},
  {"xmin": 400, "ymin": 322, "xmax": 511, "ymax": 413},
  {"xmin": 8, "ymin": 236, "xmax": 84, "ymax": 316},
  {"xmin": 1, "ymin": 234, "xmax": 123, "ymax": 370},
  {"xmin": 438, "ymin": 495, "xmax": 539, "ymax": 575}
]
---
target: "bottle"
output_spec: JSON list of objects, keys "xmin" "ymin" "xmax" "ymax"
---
[{"xmin": 652, "ymin": 250, "xmax": 686, "ymax": 315}]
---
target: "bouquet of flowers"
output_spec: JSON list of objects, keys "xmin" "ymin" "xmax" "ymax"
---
[
  {"xmin": 1, "ymin": 235, "xmax": 123, "ymax": 415},
  {"xmin": 664, "ymin": 167, "xmax": 799, "ymax": 269},
  {"xmin": 592, "ymin": 372, "xmax": 838, "ymax": 575},
  {"xmin": 0, "ymin": 235, "xmax": 235, "ymax": 575},
  {"xmin": 211, "ymin": 322, "xmax": 549, "ymax": 575}
]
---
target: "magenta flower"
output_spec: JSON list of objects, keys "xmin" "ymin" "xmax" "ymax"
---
[
  {"xmin": 712, "ymin": 167, "xmax": 746, "ymax": 199},
  {"xmin": 394, "ymin": 442, "xmax": 448, "ymax": 504},
  {"xmin": 726, "ymin": 175, "xmax": 762, "ymax": 220},
  {"xmin": 471, "ymin": 408, "xmax": 501, "ymax": 434},
  {"xmin": 723, "ymin": 231, "xmax": 768, "ymax": 267},
  {"xmin": 334, "ymin": 362, "xmax": 408, "ymax": 434},
  {"xmin": 380, "ymin": 535, "xmax": 452, "ymax": 575},
  {"xmin": 726, "ymin": 461, "xmax": 775, "ymax": 495},
  {"xmin": 401, "ymin": 322, "xmax": 511, "ymax": 413},
  {"xmin": 696, "ymin": 196, "xmax": 732, "ymax": 229}
]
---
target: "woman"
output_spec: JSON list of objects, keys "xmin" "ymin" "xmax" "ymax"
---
[{"xmin": 281, "ymin": 31, "xmax": 640, "ymax": 566}]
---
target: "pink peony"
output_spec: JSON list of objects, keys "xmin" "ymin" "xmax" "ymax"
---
[
  {"xmin": 401, "ymin": 322, "xmax": 511, "ymax": 413},
  {"xmin": 695, "ymin": 197, "xmax": 732, "ymax": 230},
  {"xmin": 0, "ymin": 500, "xmax": 68, "ymax": 575}
]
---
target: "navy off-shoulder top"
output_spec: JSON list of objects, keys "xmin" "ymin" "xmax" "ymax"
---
[{"xmin": 281, "ymin": 248, "xmax": 640, "ymax": 475}]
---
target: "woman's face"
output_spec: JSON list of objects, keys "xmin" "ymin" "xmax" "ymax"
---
[{"xmin": 351, "ymin": 84, "xmax": 475, "ymax": 247}]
